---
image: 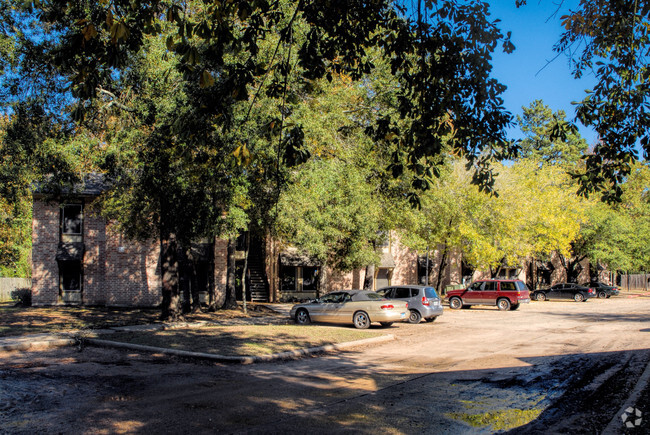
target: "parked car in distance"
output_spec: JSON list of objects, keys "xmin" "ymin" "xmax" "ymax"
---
[
  {"xmin": 290, "ymin": 290, "xmax": 408, "ymax": 329},
  {"xmin": 446, "ymin": 279, "xmax": 531, "ymax": 311},
  {"xmin": 531, "ymin": 283, "xmax": 595, "ymax": 302},
  {"xmin": 585, "ymin": 281, "xmax": 620, "ymax": 298},
  {"xmin": 377, "ymin": 285, "xmax": 444, "ymax": 324}
]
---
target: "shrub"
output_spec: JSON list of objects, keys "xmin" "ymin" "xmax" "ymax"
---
[{"xmin": 11, "ymin": 288, "xmax": 31, "ymax": 307}]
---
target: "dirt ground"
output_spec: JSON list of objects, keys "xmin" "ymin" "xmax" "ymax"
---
[{"xmin": 1, "ymin": 296, "xmax": 649, "ymax": 434}]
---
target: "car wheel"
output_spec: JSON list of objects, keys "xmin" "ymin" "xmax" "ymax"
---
[
  {"xmin": 449, "ymin": 297, "xmax": 463, "ymax": 310},
  {"xmin": 535, "ymin": 293, "xmax": 546, "ymax": 302},
  {"xmin": 408, "ymin": 309, "xmax": 422, "ymax": 324},
  {"xmin": 295, "ymin": 309, "xmax": 311, "ymax": 325},
  {"xmin": 510, "ymin": 303, "xmax": 520, "ymax": 311},
  {"xmin": 598, "ymin": 291, "xmax": 607, "ymax": 299},
  {"xmin": 574, "ymin": 293, "xmax": 585, "ymax": 302},
  {"xmin": 425, "ymin": 317, "xmax": 437, "ymax": 322},
  {"xmin": 497, "ymin": 298, "xmax": 511, "ymax": 311},
  {"xmin": 353, "ymin": 311, "xmax": 370, "ymax": 329},
  {"xmin": 380, "ymin": 322, "xmax": 393, "ymax": 327}
]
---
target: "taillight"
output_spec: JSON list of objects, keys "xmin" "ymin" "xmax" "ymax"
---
[
  {"xmin": 421, "ymin": 296, "xmax": 430, "ymax": 306},
  {"xmin": 588, "ymin": 288, "xmax": 594, "ymax": 293},
  {"xmin": 380, "ymin": 304, "xmax": 394, "ymax": 310}
]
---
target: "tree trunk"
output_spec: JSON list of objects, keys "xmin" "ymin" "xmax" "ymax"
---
[
  {"xmin": 317, "ymin": 262, "xmax": 328, "ymax": 298},
  {"xmin": 189, "ymin": 254, "xmax": 201, "ymax": 313},
  {"xmin": 223, "ymin": 236, "xmax": 238, "ymax": 309},
  {"xmin": 363, "ymin": 264, "xmax": 375, "ymax": 290},
  {"xmin": 160, "ymin": 234, "xmax": 182, "ymax": 321},
  {"xmin": 206, "ymin": 244, "xmax": 217, "ymax": 312},
  {"xmin": 435, "ymin": 247, "xmax": 448, "ymax": 293},
  {"xmin": 241, "ymin": 232, "xmax": 249, "ymax": 315}
]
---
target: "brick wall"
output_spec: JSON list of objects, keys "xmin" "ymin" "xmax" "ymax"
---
[
  {"xmin": 31, "ymin": 201, "xmax": 60, "ymax": 305},
  {"xmin": 32, "ymin": 198, "xmax": 162, "ymax": 307}
]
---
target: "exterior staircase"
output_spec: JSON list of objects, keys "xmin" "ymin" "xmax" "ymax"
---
[{"xmin": 247, "ymin": 240, "xmax": 269, "ymax": 302}]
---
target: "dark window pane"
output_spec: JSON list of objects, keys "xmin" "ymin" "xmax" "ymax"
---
[
  {"xmin": 302, "ymin": 267, "xmax": 319, "ymax": 291},
  {"xmin": 394, "ymin": 288, "xmax": 410, "ymax": 298},
  {"xmin": 280, "ymin": 266, "xmax": 296, "ymax": 291},
  {"xmin": 62, "ymin": 205, "xmax": 82, "ymax": 235},
  {"xmin": 61, "ymin": 262, "xmax": 81, "ymax": 290}
]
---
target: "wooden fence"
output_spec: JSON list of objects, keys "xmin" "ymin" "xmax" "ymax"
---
[
  {"xmin": 618, "ymin": 274, "xmax": 650, "ymax": 292},
  {"xmin": 0, "ymin": 278, "xmax": 31, "ymax": 302}
]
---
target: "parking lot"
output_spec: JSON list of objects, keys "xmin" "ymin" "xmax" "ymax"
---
[{"xmin": 1, "ymin": 296, "xmax": 649, "ymax": 433}]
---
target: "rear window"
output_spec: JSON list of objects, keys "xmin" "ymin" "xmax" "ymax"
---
[
  {"xmin": 424, "ymin": 287, "xmax": 438, "ymax": 298},
  {"xmin": 515, "ymin": 281, "xmax": 529, "ymax": 291}
]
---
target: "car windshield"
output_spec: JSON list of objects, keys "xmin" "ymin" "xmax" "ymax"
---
[{"xmin": 424, "ymin": 287, "xmax": 438, "ymax": 298}]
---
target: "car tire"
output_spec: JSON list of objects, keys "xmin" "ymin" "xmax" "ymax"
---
[
  {"xmin": 449, "ymin": 297, "xmax": 463, "ymax": 310},
  {"xmin": 535, "ymin": 293, "xmax": 546, "ymax": 302},
  {"xmin": 425, "ymin": 317, "xmax": 437, "ymax": 322},
  {"xmin": 510, "ymin": 303, "xmax": 520, "ymax": 311},
  {"xmin": 380, "ymin": 322, "xmax": 393, "ymax": 327},
  {"xmin": 574, "ymin": 293, "xmax": 585, "ymax": 302},
  {"xmin": 353, "ymin": 311, "xmax": 371, "ymax": 329},
  {"xmin": 497, "ymin": 298, "xmax": 511, "ymax": 311},
  {"xmin": 408, "ymin": 309, "xmax": 422, "ymax": 324},
  {"xmin": 598, "ymin": 291, "xmax": 607, "ymax": 298},
  {"xmin": 295, "ymin": 309, "xmax": 311, "ymax": 325}
]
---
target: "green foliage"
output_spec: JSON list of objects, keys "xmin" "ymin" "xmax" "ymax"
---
[
  {"xmin": 401, "ymin": 158, "xmax": 584, "ymax": 274},
  {"xmin": 552, "ymin": 0, "xmax": 650, "ymax": 201},
  {"xmin": 517, "ymin": 100, "xmax": 588, "ymax": 167}
]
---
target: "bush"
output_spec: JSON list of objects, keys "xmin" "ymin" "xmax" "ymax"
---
[{"xmin": 11, "ymin": 288, "xmax": 31, "ymax": 307}]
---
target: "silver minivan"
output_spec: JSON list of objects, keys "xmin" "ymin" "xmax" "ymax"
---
[{"xmin": 377, "ymin": 285, "xmax": 444, "ymax": 324}]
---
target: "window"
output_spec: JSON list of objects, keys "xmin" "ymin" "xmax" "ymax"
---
[
  {"xmin": 484, "ymin": 281, "xmax": 498, "ymax": 291},
  {"xmin": 501, "ymin": 282, "xmax": 516, "ymax": 291},
  {"xmin": 377, "ymin": 231, "xmax": 390, "ymax": 248},
  {"xmin": 394, "ymin": 288, "xmax": 411, "ymax": 298},
  {"xmin": 62, "ymin": 204, "xmax": 82, "ymax": 235},
  {"xmin": 280, "ymin": 265, "xmax": 319, "ymax": 292},
  {"xmin": 469, "ymin": 282, "xmax": 483, "ymax": 291},
  {"xmin": 59, "ymin": 204, "xmax": 83, "ymax": 303},
  {"xmin": 60, "ymin": 262, "xmax": 81, "ymax": 291},
  {"xmin": 302, "ymin": 267, "xmax": 319, "ymax": 291},
  {"xmin": 280, "ymin": 266, "xmax": 297, "ymax": 291},
  {"xmin": 424, "ymin": 287, "xmax": 438, "ymax": 299}
]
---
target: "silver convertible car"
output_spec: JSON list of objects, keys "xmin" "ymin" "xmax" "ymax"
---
[{"xmin": 290, "ymin": 290, "xmax": 408, "ymax": 329}]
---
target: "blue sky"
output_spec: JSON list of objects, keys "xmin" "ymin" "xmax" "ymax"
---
[{"xmin": 488, "ymin": 1, "xmax": 599, "ymax": 145}]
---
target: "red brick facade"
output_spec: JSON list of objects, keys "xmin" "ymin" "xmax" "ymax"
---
[{"xmin": 31, "ymin": 197, "xmax": 461, "ymax": 307}]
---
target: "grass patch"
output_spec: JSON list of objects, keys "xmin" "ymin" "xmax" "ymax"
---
[
  {"xmin": 447, "ymin": 408, "xmax": 542, "ymax": 431},
  {"xmin": 99, "ymin": 325, "xmax": 381, "ymax": 356}
]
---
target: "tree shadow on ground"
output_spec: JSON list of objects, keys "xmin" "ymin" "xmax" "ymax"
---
[{"xmin": 2, "ymin": 344, "xmax": 649, "ymax": 434}]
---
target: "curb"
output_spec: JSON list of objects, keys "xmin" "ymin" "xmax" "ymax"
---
[{"xmin": 83, "ymin": 334, "xmax": 395, "ymax": 364}]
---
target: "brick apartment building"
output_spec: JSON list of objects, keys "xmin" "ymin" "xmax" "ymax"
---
[{"xmin": 31, "ymin": 179, "xmax": 464, "ymax": 307}]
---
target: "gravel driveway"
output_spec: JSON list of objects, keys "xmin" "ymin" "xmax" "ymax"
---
[{"xmin": 1, "ymin": 296, "xmax": 649, "ymax": 434}]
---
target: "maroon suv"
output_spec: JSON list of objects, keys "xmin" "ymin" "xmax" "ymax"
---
[{"xmin": 447, "ymin": 279, "xmax": 531, "ymax": 311}]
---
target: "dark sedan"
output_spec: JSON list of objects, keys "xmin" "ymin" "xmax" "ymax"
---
[
  {"xmin": 586, "ymin": 282, "xmax": 620, "ymax": 298},
  {"xmin": 531, "ymin": 283, "xmax": 595, "ymax": 302}
]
